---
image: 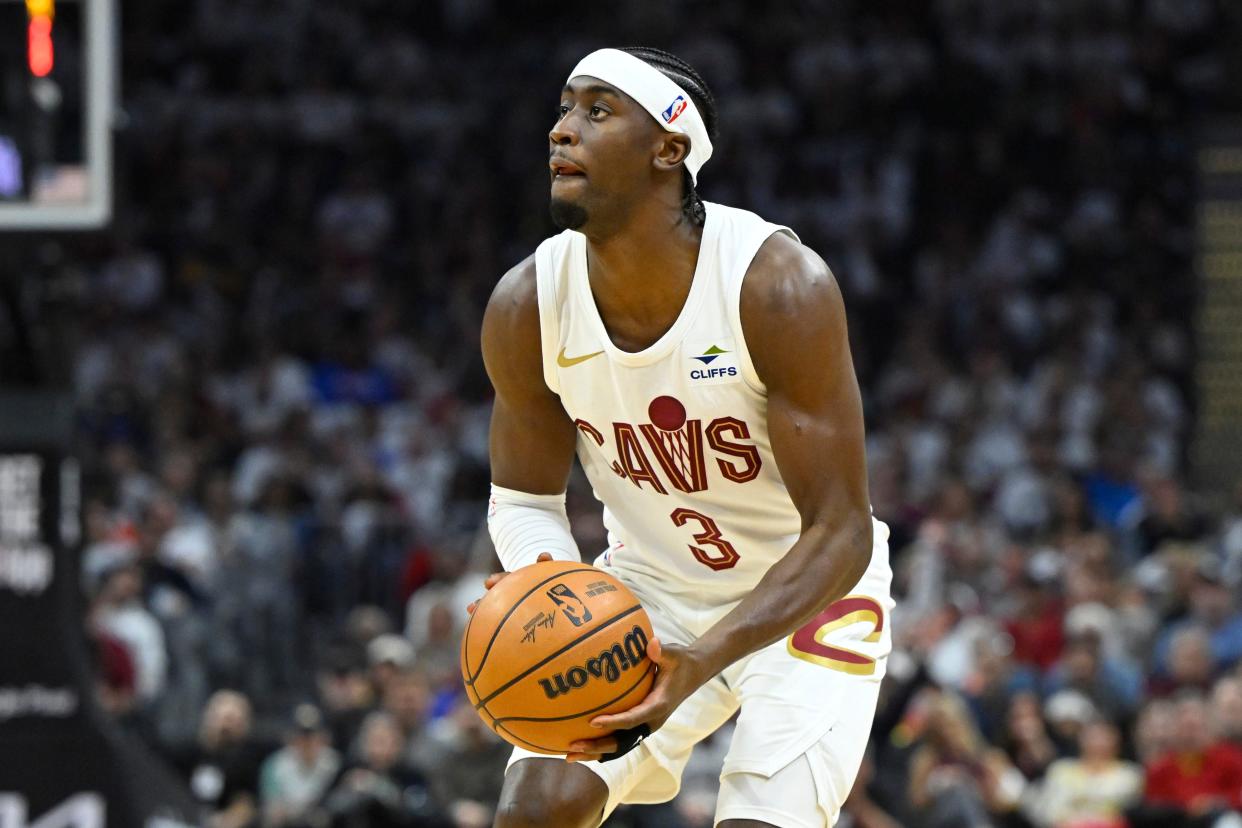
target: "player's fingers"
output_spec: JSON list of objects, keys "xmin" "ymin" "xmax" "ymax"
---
[
  {"xmin": 567, "ymin": 736, "xmax": 616, "ymax": 757},
  {"xmin": 646, "ymin": 637, "xmax": 665, "ymax": 664},
  {"xmin": 466, "ymin": 600, "xmax": 479, "ymax": 615},
  {"xmin": 590, "ymin": 698, "xmax": 660, "ymax": 730},
  {"xmin": 483, "ymin": 572, "xmax": 506, "ymax": 589},
  {"xmin": 536, "ymin": 552, "xmax": 553, "ymax": 562}
]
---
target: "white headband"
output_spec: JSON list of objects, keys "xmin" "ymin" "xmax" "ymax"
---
[{"xmin": 566, "ymin": 48, "xmax": 713, "ymax": 183}]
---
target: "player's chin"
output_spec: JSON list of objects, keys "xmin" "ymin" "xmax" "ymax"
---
[{"xmin": 549, "ymin": 195, "xmax": 589, "ymax": 231}]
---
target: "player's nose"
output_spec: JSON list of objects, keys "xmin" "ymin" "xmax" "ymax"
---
[{"xmin": 549, "ymin": 116, "xmax": 579, "ymax": 147}]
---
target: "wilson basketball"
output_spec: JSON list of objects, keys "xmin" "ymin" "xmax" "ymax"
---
[{"xmin": 460, "ymin": 560, "xmax": 656, "ymax": 754}]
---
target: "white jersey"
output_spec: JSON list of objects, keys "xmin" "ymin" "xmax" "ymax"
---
[{"xmin": 534, "ymin": 201, "xmax": 888, "ymax": 632}]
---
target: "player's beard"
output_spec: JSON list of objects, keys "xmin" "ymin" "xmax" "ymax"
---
[{"xmin": 550, "ymin": 197, "xmax": 588, "ymax": 231}]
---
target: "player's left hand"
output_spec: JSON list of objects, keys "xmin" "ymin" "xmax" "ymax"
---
[{"xmin": 564, "ymin": 637, "xmax": 706, "ymax": 763}]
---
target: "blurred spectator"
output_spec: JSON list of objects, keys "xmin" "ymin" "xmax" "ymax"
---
[
  {"xmin": 907, "ymin": 692, "xmax": 1026, "ymax": 828},
  {"xmin": 1044, "ymin": 633, "xmax": 1141, "ymax": 721},
  {"xmin": 1042, "ymin": 690, "xmax": 1098, "ymax": 753},
  {"xmin": 1004, "ymin": 576, "xmax": 1065, "ymax": 673},
  {"xmin": 1153, "ymin": 626, "xmax": 1218, "ymax": 697},
  {"xmin": 414, "ymin": 696, "xmax": 509, "ymax": 828},
  {"xmin": 315, "ymin": 651, "xmax": 374, "ymax": 753},
  {"xmin": 218, "ymin": 476, "xmax": 303, "ymax": 699},
  {"xmin": 91, "ymin": 563, "xmax": 167, "ymax": 702},
  {"xmin": 1134, "ymin": 699, "xmax": 1179, "ymax": 766},
  {"xmin": 1154, "ymin": 558, "xmax": 1242, "ymax": 676},
  {"xmin": 318, "ymin": 711, "xmax": 444, "ymax": 828},
  {"xmin": 1137, "ymin": 477, "xmax": 1212, "ymax": 557},
  {"xmin": 1214, "ymin": 677, "xmax": 1242, "ymax": 748},
  {"xmin": 1140, "ymin": 694, "xmax": 1242, "ymax": 825},
  {"xmin": 1001, "ymin": 692, "xmax": 1060, "ymax": 781},
  {"xmin": 89, "ymin": 624, "xmax": 138, "ymax": 718},
  {"xmin": 379, "ymin": 669, "xmax": 431, "ymax": 768},
  {"xmin": 259, "ymin": 703, "xmax": 341, "ymax": 827},
  {"xmin": 1026, "ymin": 718, "xmax": 1142, "ymax": 828},
  {"xmin": 409, "ymin": 597, "xmax": 463, "ymax": 691},
  {"xmin": 174, "ymin": 690, "xmax": 271, "ymax": 828},
  {"xmin": 841, "ymin": 750, "xmax": 903, "ymax": 828},
  {"xmin": 366, "ymin": 634, "xmax": 416, "ymax": 698}
]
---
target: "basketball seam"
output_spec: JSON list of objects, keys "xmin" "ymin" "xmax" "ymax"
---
[
  {"xmin": 491, "ymin": 660, "xmax": 655, "ymax": 724},
  {"xmin": 492, "ymin": 720, "xmax": 564, "ymax": 754},
  {"xmin": 473, "ymin": 603, "xmax": 644, "ymax": 709},
  {"xmin": 464, "ymin": 565, "xmax": 597, "ymax": 685}
]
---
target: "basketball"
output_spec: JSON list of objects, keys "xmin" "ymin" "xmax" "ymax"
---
[{"xmin": 460, "ymin": 560, "xmax": 657, "ymax": 754}]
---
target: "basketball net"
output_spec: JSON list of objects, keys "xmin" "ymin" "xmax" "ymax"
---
[{"xmin": 657, "ymin": 423, "xmax": 696, "ymax": 481}]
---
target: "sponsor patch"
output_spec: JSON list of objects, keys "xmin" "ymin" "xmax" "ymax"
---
[{"xmin": 685, "ymin": 339, "xmax": 741, "ymax": 386}]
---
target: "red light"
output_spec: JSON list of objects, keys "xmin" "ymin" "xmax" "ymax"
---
[{"xmin": 28, "ymin": 16, "xmax": 54, "ymax": 77}]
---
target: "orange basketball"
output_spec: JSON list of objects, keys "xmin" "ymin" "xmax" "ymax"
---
[{"xmin": 460, "ymin": 560, "xmax": 656, "ymax": 754}]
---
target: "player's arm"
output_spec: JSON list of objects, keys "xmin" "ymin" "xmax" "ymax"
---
[
  {"xmin": 575, "ymin": 234, "xmax": 873, "ymax": 759},
  {"xmin": 684, "ymin": 234, "xmax": 874, "ymax": 672},
  {"xmin": 476, "ymin": 256, "xmax": 582, "ymax": 582}
]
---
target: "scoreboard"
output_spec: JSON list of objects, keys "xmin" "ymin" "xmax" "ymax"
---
[{"xmin": 0, "ymin": 0, "xmax": 113, "ymax": 230}]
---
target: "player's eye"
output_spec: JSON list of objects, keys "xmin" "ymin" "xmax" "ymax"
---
[
  {"xmin": 556, "ymin": 103, "xmax": 570, "ymax": 119},
  {"xmin": 589, "ymin": 105, "xmax": 607, "ymax": 119}
]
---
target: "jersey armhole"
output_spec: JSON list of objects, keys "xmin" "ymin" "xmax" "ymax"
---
[
  {"xmin": 728, "ymin": 226, "xmax": 799, "ymax": 397},
  {"xmin": 533, "ymin": 239, "xmax": 562, "ymax": 397}
]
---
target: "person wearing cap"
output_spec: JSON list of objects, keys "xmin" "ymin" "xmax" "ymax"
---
[
  {"xmin": 475, "ymin": 44, "xmax": 893, "ymax": 828},
  {"xmin": 366, "ymin": 633, "xmax": 416, "ymax": 698},
  {"xmin": 259, "ymin": 703, "xmax": 341, "ymax": 827}
]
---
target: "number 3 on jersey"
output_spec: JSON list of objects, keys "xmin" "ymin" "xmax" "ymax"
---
[
  {"xmin": 670, "ymin": 507, "xmax": 740, "ymax": 570},
  {"xmin": 787, "ymin": 595, "xmax": 885, "ymax": 676}
]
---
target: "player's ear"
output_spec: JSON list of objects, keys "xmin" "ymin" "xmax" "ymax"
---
[{"xmin": 653, "ymin": 133, "xmax": 691, "ymax": 174}]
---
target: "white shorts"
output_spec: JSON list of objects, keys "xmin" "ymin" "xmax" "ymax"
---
[{"xmin": 506, "ymin": 534, "xmax": 893, "ymax": 827}]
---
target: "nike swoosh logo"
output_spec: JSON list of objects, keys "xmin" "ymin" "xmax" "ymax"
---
[{"xmin": 557, "ymin": 347, "xmax": 605, "ymax": 368}]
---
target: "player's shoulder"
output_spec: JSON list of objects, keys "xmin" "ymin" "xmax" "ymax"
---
[
  {"xmin": 490, "ymin": 252, "xmax": 538, "ymax": 308},
  {"xmin": 741, "ymin": 231, "xmax": 842, "ymax": 322},
  {"xmin": 482, "ymin": 253, "xmax": 539, "ymax": 355}
]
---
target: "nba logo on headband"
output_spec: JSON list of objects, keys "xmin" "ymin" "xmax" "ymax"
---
[
  {"xmin": 662, "ymin": 95, "xmax": 688, "ymax": 124},
  {"xmin": 568, "ymin": 49, "xmax": 714, "ymax": 182}
]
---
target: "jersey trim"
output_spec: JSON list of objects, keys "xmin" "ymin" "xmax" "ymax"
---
[
  {"xmin": 569, "ymin": 205, "xmax": 723, "ymax": 368},
  {"xmin": 726, "ymin": 226, "xmax": 800, "ymax": 395},
  {"xmin": 534, "ymin": 236, "xmax": 566, "ymax": 396}
]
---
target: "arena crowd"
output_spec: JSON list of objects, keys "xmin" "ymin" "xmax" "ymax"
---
[{"xmin": 42, "ymin": 0, "xmax": 1242, "ymax": 825}]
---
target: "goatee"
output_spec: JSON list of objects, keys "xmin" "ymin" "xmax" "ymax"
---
[{"xmin": 550, "ymin": 198, "xmax": 588, "ymax": 230}]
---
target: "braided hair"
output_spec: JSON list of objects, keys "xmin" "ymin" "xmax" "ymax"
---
[{"xmin": 619, "ymin": 47, "xmax": 717, "ymax": 227}]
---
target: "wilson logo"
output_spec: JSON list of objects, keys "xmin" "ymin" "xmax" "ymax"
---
[{"xmin": 537, "ymin": 625, "xmax": 649, "ymax": 699}]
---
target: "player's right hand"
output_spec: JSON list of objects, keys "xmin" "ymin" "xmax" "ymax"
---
[{"xmin": 465, "ymin": 552, "xmax": 553, "ymax": 615}]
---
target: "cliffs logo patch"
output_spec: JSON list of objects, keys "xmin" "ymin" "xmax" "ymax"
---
[
  {"xmin": 688, "ymin": 343, "xmax": 738, "ymax": 382},
  {"xmin": 662, "ymin": 95, "xmax": 688, "ymax": 124},
  {"xmin": 538, "ymin": 625, "xmax": 649, "ymax": 699},
  {"xmin": 692, "ymin": 345, "xmax": 729, "ymax": 365},
  {"xmin": 547, "ymin": 583, "xmax": 592, "ymax": 627}
]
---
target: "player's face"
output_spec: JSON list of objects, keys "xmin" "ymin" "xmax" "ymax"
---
[{"xmin": 549, "ymin": 77, "xmax": 667, "ymax": 231}]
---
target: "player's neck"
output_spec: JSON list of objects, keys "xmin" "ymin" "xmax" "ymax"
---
[{"xmin": 582, "ymin": 201, "xmax": 703, "ymax": 351}]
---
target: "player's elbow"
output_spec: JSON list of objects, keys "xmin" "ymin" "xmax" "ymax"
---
[{"xmin": 836, "ymin": 514, "xmax": 873, "ymax": 590}]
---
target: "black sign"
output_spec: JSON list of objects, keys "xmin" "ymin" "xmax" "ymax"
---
[{"xmin": 0, "ymin": 392, "xmax": 200, "ymax": 827}]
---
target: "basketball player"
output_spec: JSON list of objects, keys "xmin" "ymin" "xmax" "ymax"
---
[{"xmin": 475, "ymin": 47, "xmax": 894, "ymax": 828}]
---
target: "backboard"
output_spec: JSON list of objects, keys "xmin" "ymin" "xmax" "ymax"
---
[{"xmin": 0, "ymin": 0, "xmax": 114, "ymax": 230}]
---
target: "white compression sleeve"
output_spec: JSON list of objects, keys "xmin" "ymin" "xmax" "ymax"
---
[{"xmin": 487, "ymin": 484, "xmax": 581, "ymax": 572}]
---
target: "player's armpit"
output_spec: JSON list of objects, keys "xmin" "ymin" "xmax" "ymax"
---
[{"xmin": 481, "ymin": 255, "xmax": 578, "ymax": 496}]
